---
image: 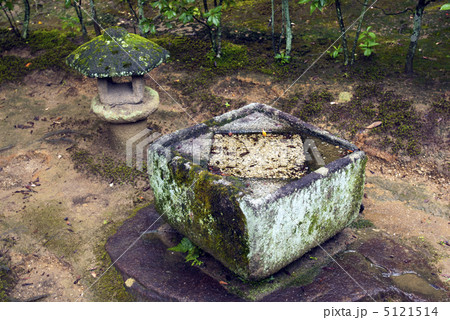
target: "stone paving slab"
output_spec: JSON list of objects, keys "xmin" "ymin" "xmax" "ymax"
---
[{"xmin": 107, "ymin": 205, "xmax": 449, "ymax": 302}]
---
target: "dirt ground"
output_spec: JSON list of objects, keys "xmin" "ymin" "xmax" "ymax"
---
[{"xmin": 0, "ymin": 64, "xmax": 448, "ymax": 301}]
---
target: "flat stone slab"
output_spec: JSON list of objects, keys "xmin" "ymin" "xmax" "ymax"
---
[
  {"xmin": 105, "ymin": 205, "xmax": 242, "ymax": 301},
  {"xmin": 106, "ymin": 205, "xmax": 448, "ymax": 301},
  {"xmin": 91, "ymin": 87, "xmax": 158, "ymax": 123}
]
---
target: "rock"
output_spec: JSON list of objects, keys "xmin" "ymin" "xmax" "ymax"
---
[
  {"xmin": 91, "ymin": 87, "xmax": 158, "ymax": 123},
  {"xmin": 338, "ymin": 91, "xmax": 353, "ymax": 103}
]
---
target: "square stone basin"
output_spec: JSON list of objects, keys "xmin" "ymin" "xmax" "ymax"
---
[{"xmin": 148, "ymin": 103, "xmax": 366, "ymax": 280}]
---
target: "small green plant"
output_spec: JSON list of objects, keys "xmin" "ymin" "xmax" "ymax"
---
[
  {"xmin": 358, "ymin": 26, "xmax": 379, "ymax": 56},
  {"xmin": 275, "ymin": 52, "xmax": 291, "ymax": 65},
  {"xmin": 327, "ymin": 44, "xmax": 343, "ymax": 59},
  {"xmin": 350, "ymin": 218, "xmax": 374, "ymax": 229},
  {"xmin": 60, "ymin": 14, "xmax": 80, "ymax": 32},
  {"xmin": 168, "ymin": 237, "xmax": 203, "ymax": 266}
]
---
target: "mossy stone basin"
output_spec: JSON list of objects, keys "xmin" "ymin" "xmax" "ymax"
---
[{"xmin": 148, "ymin": 103, "xmax": 366, "ymax": 280}]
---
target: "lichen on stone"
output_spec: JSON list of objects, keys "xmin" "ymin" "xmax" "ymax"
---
[{"xmin": 66, "ymin": 27, "xmax": 169, "ymax": 78}]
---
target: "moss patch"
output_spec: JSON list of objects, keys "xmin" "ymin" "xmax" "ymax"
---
[
  {"xmin": 0, "ymin": 29, "xmax": 78, "ymax": 84},
  {"xmin": 350, "ymin": 217, "xmax": 374, "ymax": 229},
  {"xmin": 70, "ymin": 148, "xmax": 148, "ymax": 185},
  {"xmin": 0, "ymin": 237, "xmax": 16, "ymax": 302},
  {"xmin": 279, "ymin": 83, "xmax": 431, "ymax": 157},
  {"xmin": 86, "ymin": 205, "xmax": 148, "ymax": 302},
  {"xmin": 280, "ymin": 89, "xmax": 333, "ymax": 120},
  {"xmin": 170, "ymin": 156, "xmax": 250, "ymax": 276}
]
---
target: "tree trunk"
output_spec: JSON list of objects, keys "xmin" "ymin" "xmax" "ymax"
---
[
  {"xmin": 335, "ymin": 0, "xmax": 349, "ymax": 65},
  {"xmin": 138, "ymin": 0, "xmax": 146, "ymax": 35},
  {"xmin": 271, "ymin": 0, "xmax": 277, "ymax": 55},
  {"xmin": 1, "ymin": 2, "xmax": 20, "ymax": 37},
  {"xmin": 278, "ymin": 0, "xmax": 284, "ymax": 53},
  {"xmin": 282, "ymin": 0, "xmax": 292, "ymax": 57},
  {"xmin": 22, "ymin": 0, "xmax": 30, "ymax": 39},
  {"xmin": 125, "ymin": 0, "xmax": 138, "ymax": 34},
  {"xmin": 405, "ymin": 0, "xmax": 426, "ymax": 74},
  {"xmin": 89, "ymin": 0, "xmax": 101, "ymax": 36},
  {"xmin": 215, "ymin": 0, "xmax": 223, "ymax": 58},
  {"xmin": 74, "ymin": 0, "xmax": 87, "ymax": 36},
  {"xmin": 215, "ymin": 23, "xmax": 222, "ymax": 58},
  {"xmin": 350, "ymin": 0, "xmax": 369, "ymax": 65}
]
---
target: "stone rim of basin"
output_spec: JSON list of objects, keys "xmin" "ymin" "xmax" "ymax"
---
[{"xmin": 148, "ymin": 103, "xmax": 367, "ymax": 280}]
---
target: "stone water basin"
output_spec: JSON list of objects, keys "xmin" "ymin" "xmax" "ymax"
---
[{"xmin": 148, "ymin": 103, "xmax": 366, "ymax": 280}]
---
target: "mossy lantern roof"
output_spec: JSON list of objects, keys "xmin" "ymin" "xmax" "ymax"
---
[{"xmin": 66, "ymin": 27, "xmax": 169, "ymax": 78}]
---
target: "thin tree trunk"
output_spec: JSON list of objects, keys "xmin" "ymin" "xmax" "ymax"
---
[
  {"xmin": 350, "ymin": 0, "xmax": 369, "ymax": 65},
  {"xmin": 335, "ymin": 0, "xmax": 349, "ymax": 65},
  {"xmin": 211, "ymin": 0, "xmax": 223, "ymax": 58},
  {"xmin": 271, "ymin": 0, "xmax": 277, "ymax": 55},
  {"xmin": 216, "ymin": 22, "xmax": 222, "ymax": 58},
  {"xmin": 126, "ymin": 0, "xmax": 138, "ymax": 21},
  {"xmin": 215, "ymin": 0, "xmax": 223, "ymax": 58},
  {"xmin": 74, "ymin": 0, "xmax": 87, "ymax": 36},
  {"xmin": 278, "ymin": 0, "xmax": 284, "ymax": 53},
  {"xmin": 282, "ymin": 0, "xmax": 292, "ymax": 57},
  {"xmin": 22, "ymin": 0, "xmax": 30, "ymax": 39},
  {"xmin": 138, "ymin": 0, "xmax": 146, "ymax": 35},
  {"xmin": 89, "ymin": 0, "xmax": 101, "ymax": 36},
  {"xmin": 1, "ymin": 3, "xmax": 20, "ymax": 37},
  {"xmin": 405, "ymin": 0, "xmax": 426, "ymax": 74},
  {"xmin": 209, "ymin": 27, "xmax": 217, "ymax": 56}
]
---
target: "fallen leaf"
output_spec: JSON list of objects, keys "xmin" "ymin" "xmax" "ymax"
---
[
  {"xmin": 25, "ymin": 62, "xmax": 32, "ymax": 68},
  {"xmin": 365, "ymin": 121, "xmax": 382, "ymax": 129},
  {"xmin": 219, "ymin": 281, "xmax": 228, "ymax": 285}
]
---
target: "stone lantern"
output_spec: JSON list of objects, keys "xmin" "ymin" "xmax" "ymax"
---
[{"xmin": 66, "ymin": 27, "xmax": 169, "ymax": 123}]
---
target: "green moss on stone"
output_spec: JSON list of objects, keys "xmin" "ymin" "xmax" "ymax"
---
[
  {"xmin": 66, "ymin": 27, "xmax": 169, "ymax": 78},
  {"xmin": 170, "ymin": 156, "xmax": 250, "ymax": 277},
  {"xmin": 151, "ymin": 152, "xmax": 251, "ymax": 278}
]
